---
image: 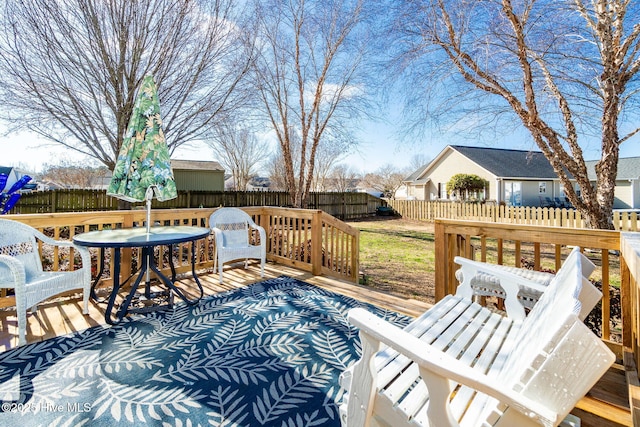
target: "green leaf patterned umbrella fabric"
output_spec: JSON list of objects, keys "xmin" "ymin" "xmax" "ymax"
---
[{"xmin": 107, "ymin": 75, "xmax": 177, "ymax": 203}]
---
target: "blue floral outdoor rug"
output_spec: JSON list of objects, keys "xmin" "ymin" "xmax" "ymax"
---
[{"xmin": 0, "ymin": 276, "xmax": 411, "ymax": 426}]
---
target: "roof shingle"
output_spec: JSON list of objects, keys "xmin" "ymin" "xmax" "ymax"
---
[{"xmin": 451, "ymin": 145, "xmax": 557, "ymax": 179}]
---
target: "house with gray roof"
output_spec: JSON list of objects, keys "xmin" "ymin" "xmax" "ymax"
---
[
  {"xmin": 586, "ymin": 156, "xmax": 640, "ymax": 210},
  {"xmin": 401, "ymin": 145, "xmax": 640, "ymax": 208},
  {"xmin": 399, "ymin": 145, "xmax": 575, "ymax": 206}
]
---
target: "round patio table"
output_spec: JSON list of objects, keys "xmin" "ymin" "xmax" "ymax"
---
[{"xmin": 74, "ymin": 226, "xmax": 211, "ymax": 324}]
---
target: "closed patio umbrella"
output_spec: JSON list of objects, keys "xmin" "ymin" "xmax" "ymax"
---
[
  {"xmin": 107, "ymin": 75, "xmax": 177, "ymax": 232},
  {"xmin": 0, "ymin": 174, "xmax": 31, "ymax": 214}
]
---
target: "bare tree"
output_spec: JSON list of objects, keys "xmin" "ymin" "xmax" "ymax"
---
[
  {"xmin": 390, "ymin": 0, "xmax": 640, "ymax": 229},
  {"xmin": 311, "ymin": 140, "xmax": 352, "ymax": 191},
  {"xmin": 208, "ymin": 123, "xmax": 270, "ymax": 191},
  {"xmin": 330, "ymin": 164, "xmax": 360, "ymax": 192},
  {"xmin": 41, "ymin": 160, "xmax": 109, "ymax": 189},
  {"xmin": 362, "ymin": 164, "xmax": 408, "ymax": 199},
  {"xmin": 409, "ymin": 154, "xmax": 430, "ymax": 172},
  {"xmin": 0, "ymin": 0, "xmax": 253, "ymax": 170},
  {"xmin": 265, "ymin": 147, "xmax": 289, "ymax": 192},
  {"xmin": 250, "ymin": 0, "xmax": 370, "ymax": 208}
]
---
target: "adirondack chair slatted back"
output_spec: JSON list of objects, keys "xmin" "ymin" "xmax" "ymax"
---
[
  {"xmin": 0, "ymin": 221, "xmax": 44, "ymax": 284},
  {"xmin": 494, "ymin": 247, "xmax": 614, "ymax": 421}
]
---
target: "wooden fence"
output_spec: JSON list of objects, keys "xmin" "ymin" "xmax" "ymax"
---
[
  {"xmin": 388, "ymin": 199, "xmax": 640, "ymax": 231},
  {"xmin": 12, "ymin": 189, "xmax": 383, "ymax": 220}
]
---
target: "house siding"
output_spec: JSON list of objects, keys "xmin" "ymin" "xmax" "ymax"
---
[
  {"xmin": 421, "ymin": 150, "xmax": 496, "ymax": 200},
  {"xmin": 174, "ymin": 170, "xmax": 224, "ymax": 192},
  {"xmin": 406, "ymin": 184, "xmax": 428, "ymax": 200},
  {"xmin": 614, "ymin": 180, "xmax": 632, "ymax": 209},
  {"xmin": 518, "ymin": 180, "xmax": 554, "ymax": 206}
]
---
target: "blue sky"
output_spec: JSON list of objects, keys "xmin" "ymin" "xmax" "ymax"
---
[
  {"xmin": 1, "ymin": 119, "xmax": 419, "ymax": 174},
  {"xmin": 2, "ymin": 119, "xmax": 640, "ymax": 175}
]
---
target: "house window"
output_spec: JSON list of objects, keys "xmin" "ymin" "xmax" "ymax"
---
[
  {"xmin": 439, "ymin": 182, "xmax": 448, "ymax": 199},
  {"xmin": 539, "ymin": 182, "xmax": 546, "ymax": 194},
  {"xmin": 562, "ymin": 184, "xmax": 581, "ymax": 198},
  {"xmin": 504, "ymin": 181, "xmax": 522, "ymax": 206}
]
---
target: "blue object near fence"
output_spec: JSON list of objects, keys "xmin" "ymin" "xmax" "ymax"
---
[{"xmin": 0, "ymin": 173, "xmax": 31, "ymax": 214}]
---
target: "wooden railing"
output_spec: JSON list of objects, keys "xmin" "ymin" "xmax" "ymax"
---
[
  {"xmin": 389, "ymin": 199, "xmax": 640, "ymax": 231},
  {"xmin": 244, "ymin": 207, "xmax": 359, "ymax": 281},
  {"xmin": 1, "ymin": 207, "xmax": 359, "ymax": 308}
]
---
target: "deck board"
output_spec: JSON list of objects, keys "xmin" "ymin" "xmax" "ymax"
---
[{"xmin": 0, "ymin": 262, "xmax": 629, "ymax": 426}]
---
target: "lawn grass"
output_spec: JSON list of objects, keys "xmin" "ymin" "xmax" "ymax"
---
[
  {"xmin": 349, "ymin": 217, "xmax": 621, "ymax": 305},
  {"xmin": 350, "ymin": 218, "xmax": 436, "ymax": 303}
]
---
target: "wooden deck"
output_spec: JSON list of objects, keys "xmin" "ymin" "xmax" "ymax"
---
[{"xmin": 0, "ymin": 262, "xmax": 631, "ymax": 427}]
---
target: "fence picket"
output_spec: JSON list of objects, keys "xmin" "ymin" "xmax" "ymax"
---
[
  {"xmin": 387, "ymin": 199, "xmax": 638, "ymax": 231},
  {"xmin": 12, "ymin": 189, "xmax": 383, "ymax": 220}
]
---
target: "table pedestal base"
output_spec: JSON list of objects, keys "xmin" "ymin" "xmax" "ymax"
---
[
  {"xmin": 102, "ymin": 243, "xmax": 204, "ymax": 325},
  {"xmin": 74, "ymin": 226, "xmax": 211, "ymax": 325}
]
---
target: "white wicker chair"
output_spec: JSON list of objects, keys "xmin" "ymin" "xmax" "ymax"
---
[
  {"xmin": 209, "ymin": 208, "xmax": 266, "ymax": 284},
  {"xmin": 0, "ymin": 219, "xmax": 91, "ymax": 345}
]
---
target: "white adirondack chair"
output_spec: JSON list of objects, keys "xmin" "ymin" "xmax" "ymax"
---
[
  {"xmin": 209, "ymin": 207, "xmax": 266, "ymax": 284},
  {"xmin": 0, "ymin": 219, "xmax": 91, "ymax": 345},
  {"xmin": 340, "ymin": 247, "xmax": 615, "ymax": 427}
]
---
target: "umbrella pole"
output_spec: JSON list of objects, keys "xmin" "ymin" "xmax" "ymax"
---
[
  {"xmin": 146, "ymin": 187, "xmax": 153, "ymax": 234},
  {"xmin": 145, "ymin": 187, "xmax": 154, "ymax": 298}
]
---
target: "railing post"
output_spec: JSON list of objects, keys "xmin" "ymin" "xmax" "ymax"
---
[
  {"xmin": 259, "ymin": 207, "xmax": 271, "ymax": 255},
  {"xmin": 434, "ymin": 220, "xmax": 447, "ymax": 302},
  {"xmin": 311, "ymin": 210, "xmax": 323, "ymax": 276},
  {"xmin": 621, "ymin": 254, "xmax": 634, "ymax": 350},
  {"xmin": 352, "ymin": 227, "xmax": 360, "ymax": 283}
]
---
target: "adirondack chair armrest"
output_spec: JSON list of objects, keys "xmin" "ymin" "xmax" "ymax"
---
[
  {"xmin": 454, "ymin": 252, "xmax": 601, "ymax": 321},
  {"xmin": 454, "ymin": 256, "xmax": 547, "ymax": 320},
  {"xmin": 347, "ymin": 307, "xmax": 559, "ymax": 427}
]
